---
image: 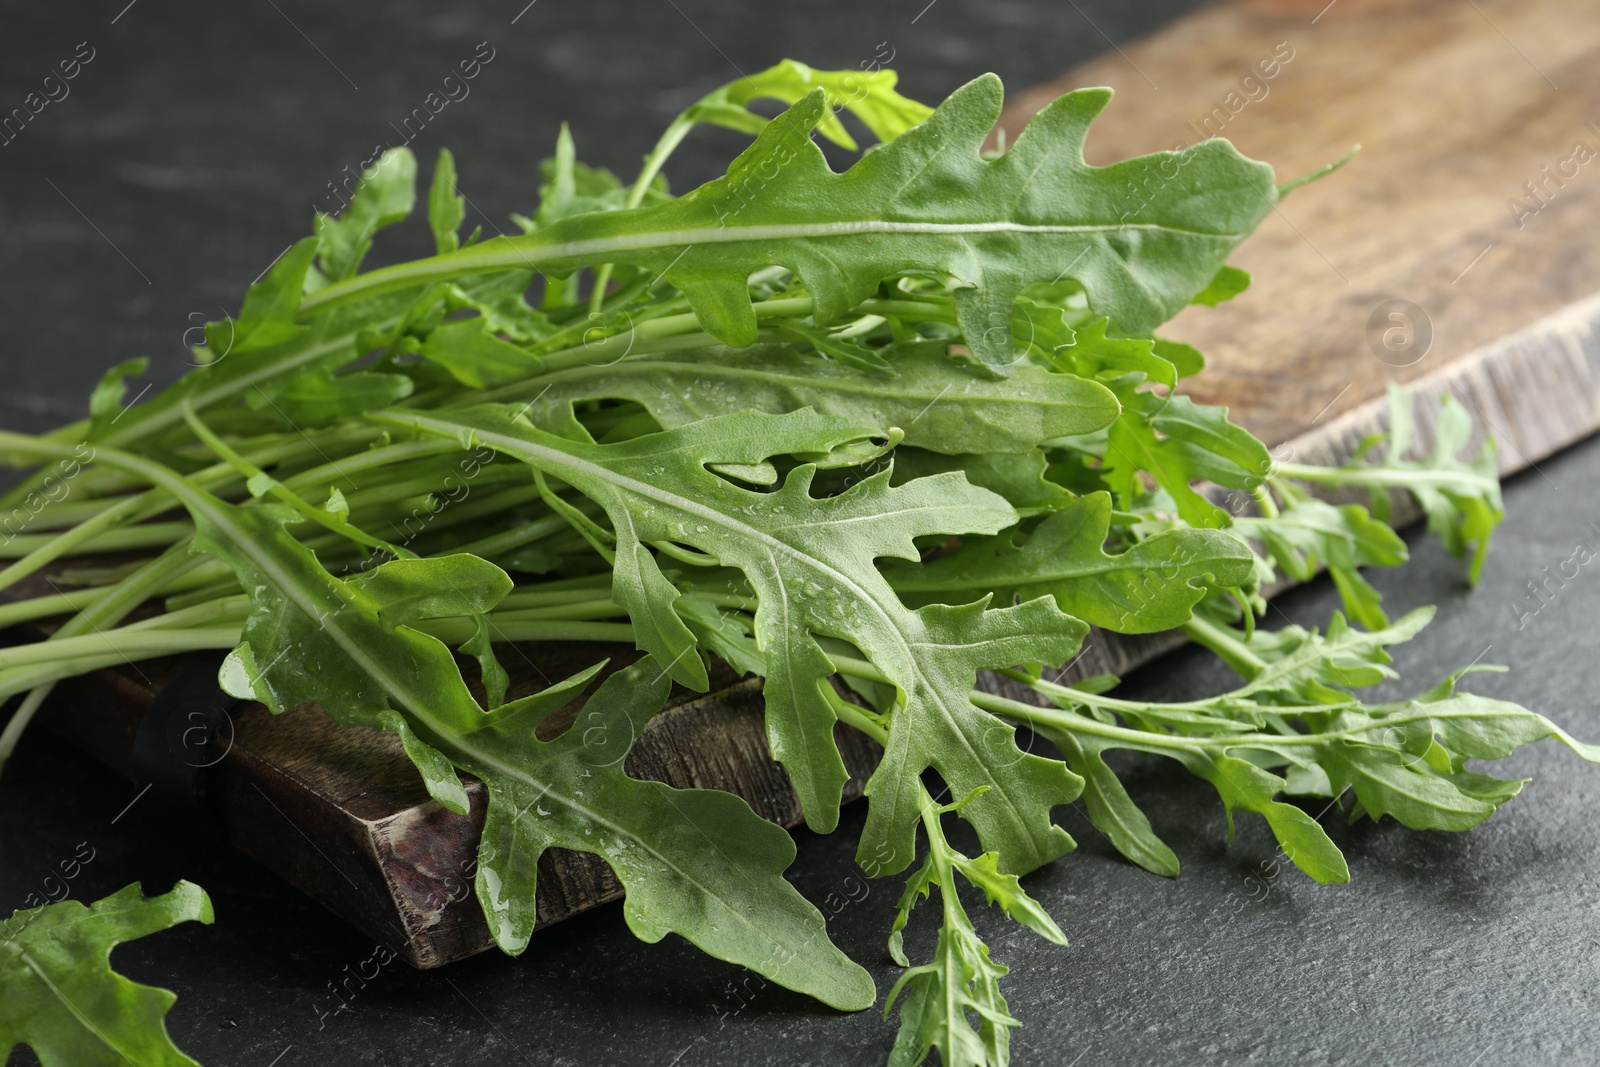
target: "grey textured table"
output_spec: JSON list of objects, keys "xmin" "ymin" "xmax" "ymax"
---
[{"xmin": 3, "ymin": 2, "xmax": 1598, "ymax": 1065}]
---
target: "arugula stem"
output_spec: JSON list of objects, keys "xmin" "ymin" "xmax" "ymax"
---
[
  {"xmin": 505, "ymin": 571, "xmax": 612, "ymax": 593},
  {"xmin": 917, "ymin": 777, "xmax": 961, "ymax": 906},
  {"xmin": 1250, "ymin": 484, "xmax": 1280, "ymax": 519},
  {"xmin": 527, "ymin": 330, "xmax": 728, "ymax": 377},
  {"xmin": 534, "ymin": 289, "xmax": 693, "ymax": 355},
  {"xmin": 0, "ymin": 627, "xmax": 243, "ymax": 673},
  {"xmin": 858, "ymin": 297, "xmax": 960, "ymax": 323},
  {"xmin": 1274, "ymin": 460, "xmax": 1496, "ymax": 495},
  {"xmin": 585, "ymin": 267, "xmax": 618, "ymax": 318},
  {"xmin": 0, "ymin": 522, "xmax": 195, "ymax": 559},
  {"xmin": 631, "ymin": 118, "xmax": 695, "ymax": 210},
  {"xmin": 184, "ymin": 405, "xmax": 412, "ymax": 559},
  {"xmin": 821, "ymin": 683, "xmax": 889, "ymax": 745},
  {"xmin": 524, "ymin": 299, "xmax": 814, "ymax": 377},
  {"xmin": 0, "ymin": 540, "xmax": 203, "ymax": 768},
  {"xmin": 827, "ymin": 654, "xmax": 891, "ymax": 687},
  {"xmin": 490, "ymin": 602, "xmax": 625, "ymax": 623},
  {"xmin": 0, "ymin": 493, "xmax": 153, "ymax": 591},
  {"xmin": 329, "ymin": 471, "xmax": 522, "ymax": 512},
  {"xmin": 970, "ymin": 684, "xmax": 1496, "ymax": 754},
  {"xmin": 164, "ymin": 577, "xmax": 246, "ymax": 612},
  {"xmin": 993, "ymin": 667, "xmax": 1350, "ymax": 719},
  {"xmin": 0, "ymin": 424, "xmax": 389, "ymax": 599},
  {"xmin": 277, "ymin": 437, "xmax": 455, "ymax": 490},
  {"xmin": 0, "ymin": 491, "xmax": 145, "ymax": 531},
  {"xmin": 827, "ymin": 652, "xmax": 1368, "ymax": 758},
  {"xmin": 828, "ymin": 654, "xmax": 1154, "ymax": 751},
  {"xmin": 120, "ymin": 595, "xmax": 248, "ymax": 632},
  {"xmin": 965, "ymin": 688, "xmax": 1231, "ymax": 754},
  {"xmin": 0, "ymin": 651, "xmax": 193, "ymax": 708},
  {"xmin": 0, "ymin": 587, "xmax": 115, "ymax": 629},
  {"xmin": 424, "ymin": 511, "xmax": 571, "ymax": 561},
  {"xmin": 376, "ymin": 482, "xmax": 544, "ymax": 529},
  {"xmin": 415, "ymin": 618, "xmax": 634, "ymax": 645},
  {"xmin": 587, "ymin": 115, "xmax": 696, "ymax": 313},
  {"xmin": 494, "ymin": 587, "xmax": 622, "ymax": 610},
  {"xmin": 1181, "ymin": 614, "xmax": 1266, "ymax": 678}
]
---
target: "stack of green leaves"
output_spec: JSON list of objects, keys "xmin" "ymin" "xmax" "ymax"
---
[{"xmin": 0, "ymin": 61, "xmax": 1589, "ymax": 1067}]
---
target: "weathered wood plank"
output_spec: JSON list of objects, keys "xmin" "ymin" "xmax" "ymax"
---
[
  {"xmin": 1001, "ymin": 0, "xmax": 1600, "ymax": 447},
  {"xmin": 31, "ymin": 652, "xmax": 880, "ymax": 968}
]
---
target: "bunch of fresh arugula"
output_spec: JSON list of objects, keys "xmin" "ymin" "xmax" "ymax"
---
[{"xmin": 1, "ymin": 61, "xmax": 1593, "ymax": 1067}]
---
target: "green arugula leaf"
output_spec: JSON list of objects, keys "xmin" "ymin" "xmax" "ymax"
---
[
  {"xmin": 303, "ymin": 78, "xmax": 1279, "ymax": 371},
  {"xmin": 443, "ymin": 270, "xmax": 558, "ymax": 343},
  {"xmin": 1103, "ymin": 391, "xmax": 1271, "ymax": 528},
  {"xmin": 382, "ymin": 405, "xmax": 1087, "ymax": 876},
  {"xmin": 888, "ymin": 492, "xmax": 1254, "ymax": 633},
  {"xmin": 1310, "ymin": 682, "xmax": 1600, "ymax": 832},
  {"xmin": 1239, "ymin": 499, "xmax": 1408, "ymax": 629},
  {"xmin": 532, "ymin": 123, "xmax": 646, "ymax": 227},
  {"xmin": 314, "ymin": 147, "xmax": 418, "ymax": 282},
  {"xmin": 1143, "ymin": 395, "xmax": 1272, "ymax": 490},
  {"xmin": 1178, "ymin": 753, "xmax": 1350, "ymax": 883},
  {"xmin": 64, "ymin": 444, "xmax": 874, "ymax": 1011},
  {"xmin": 86, "ymin": 357, "xmax": 151, "ymax": 438},
  {"xmin": 0, "ymin": 881, "xmax": 213, "ymax": 1067},
  {"xmin": 419, "ymin": 318, "xmax": 544, "ymax": 389},
  {"xmin": 949, "ymin": 849, "xmax": 1067, "ymax": 947},
  {"xmin": 885, "ymin": 786, "xmax": 1064, "ymax": 1067},
  {"xmin": 212, "ymin": 533, "xmax": 868, "ymax": 1004},
  {"xmin": 502, "ymin": 341, "xmax": 1118, "ymax": 454},
  {"xmin": 1001, "ymin": 609, "xmax": 1599, "ymax": 881},
  {"xmin": 427, "ymin": 148, "xmax": 466, "ymax": 255},
  {"xmin": 93, "ymin": 236, "xmax": 396, "ymax": 449},
  {"xmin": 462, "ymin": 654, "xmax": 875, "ymax": 1009},
  {"xmin": 888, "ymin": 448, "xmax": 1074, "ymax": 518},
  {"xmin": 1190, "ymin": 264, "xmax": 1251, "ymax": 306},
  {"xmin": 1207, "ymin": 606, "xmax": 1432, "ymax": 697},
  {"xmin": 1366, "ymin": 387, "xmax": 1504, "ymax": 582},
  {"xmin": 1048, "ymin": 729, "xmax": 1180, "ymax": 877},
  {"xmin": 264, "ymin": 367, "xmax": 415, "ymax": 427},
  {"xmin": 1045, "ymin": 314, "xmax": 1178, "ymax": 394},
  {"xmin": 1275, "ymin": 386, "xmax": 1504, "ymax": 583},
  {"xmin": 200, "ymin": 237, "xmax": 320, "ymax": 359},
  {"xmin": 1152, "ymin": 338, "xmax": 1206, "ymax": 379},
  {"xmin": 676, "ymin": 592, "xmax": 768, "ymax": 677},
  {"xmin": 679, "ymin": 58, "xmax": 934, "ymax": 151},
  {"xmin": 91, "ymin": 323, "xmax": 357, "ymax": 449},
  {"xmin": 578, "ymin": 61, "xmax": 933, "ymax": 312},
  {"xmin": 106, "ymin": 259, "xmax": 532, "ymax": 449},
  {"xmin": 458, "ymin": 614, "xmax": 510, "ymax": 707}
]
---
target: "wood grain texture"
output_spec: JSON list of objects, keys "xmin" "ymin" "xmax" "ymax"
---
[
  {"xmin": 1000, "ymin": 0, "xmax": 1600, "ymax": 446},
  {"xmin": 17, "ymin": 0, "xmax": 1600, "ymax": 968}
]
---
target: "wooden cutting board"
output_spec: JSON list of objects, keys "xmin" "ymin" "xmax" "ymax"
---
[{"xmin": 18, "ymin": 0, "xmax": 1600, "ymax": 968}]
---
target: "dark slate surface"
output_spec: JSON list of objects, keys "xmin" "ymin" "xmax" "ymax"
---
[{"xmin": 3, "ymin": 1, "xmax": 1598, "ymax": 1065}]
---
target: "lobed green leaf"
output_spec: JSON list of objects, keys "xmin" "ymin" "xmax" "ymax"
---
[{"xmin": 0, "ymin": 881, "xmax": 213, "ymax": 1066}]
